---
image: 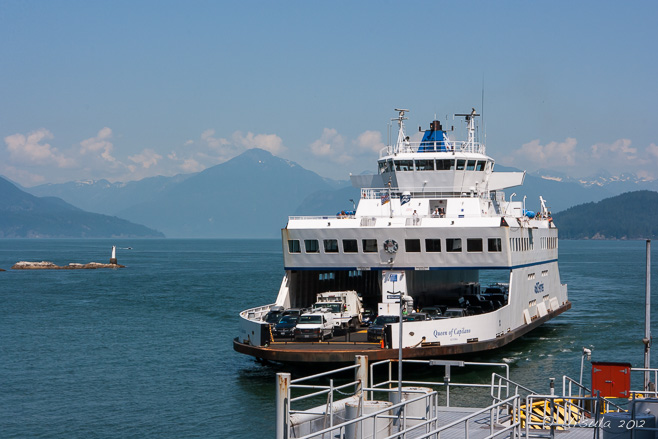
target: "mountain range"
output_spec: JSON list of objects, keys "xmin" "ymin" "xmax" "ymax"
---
[
  {"xmin": 0, "ymin": 176, "xmax": 163, "ymax": 238},
  {"xmin": 6, "ymin": 148, "xmax": 658, "ymax": 238}
]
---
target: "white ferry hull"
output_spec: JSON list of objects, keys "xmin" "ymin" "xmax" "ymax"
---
[{"xmin": 234, "ymin": 108, "xmax": 570, "ymax": 364}]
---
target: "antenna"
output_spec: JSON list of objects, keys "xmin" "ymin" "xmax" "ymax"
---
[{"xmin": 482, "ymin": 74, "xmax": 486, "ymax": 144}]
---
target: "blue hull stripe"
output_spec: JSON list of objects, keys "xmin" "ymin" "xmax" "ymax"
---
[{"xmin": 284, "ymin": 259, "xmax": 559, "ymax": 271}]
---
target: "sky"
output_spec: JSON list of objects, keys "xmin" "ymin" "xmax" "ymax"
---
[{"xmin": 1, "ymin": 0, "xmax": 657, "ymax": 187}]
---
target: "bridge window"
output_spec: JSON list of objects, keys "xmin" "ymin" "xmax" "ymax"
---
[
  {"xmin": 305, "ymin": 239, "xmax": 319, "ymax": 253},
  {"xmin": 415, "ymin": 159, "xmax": 434, "ymax": 171},
  {"xmin": 362, "ymin": 239, "xmax": 378, "ymax": 253},
  {"xmin": 425, "ymin": 239, "xmax": 441, "ymax": 252},
  {"xmin": 446, "ymin": 238, "xmax": 462, "ymax": 252},
  {"xmin": 288, "ymin": 240, "xmax": 301, "ymax": 253},
  {"xmin": 405, "ymin": 239, "xmax": 421, "ymax": 252},
  {"xmin": 436, "ymin": 159, "xmax": 454, "ymax": 170},
  {"xmin": 394, "ymin": 160, "xmax": 413, "ymax": 171},
  {"xmin": 467, "ymin": 238, "xmax": 483, "ymax": 252},
  {"xmin": 488, "ymin": 238, "xmax": 502, "ymax": 252},
  {"xmin": 324, "ymin": 239, "xmax": 338, "ymax": 253},
  {"xmin": 456, "ymin": 160, "xmax": 466, "ymax": 170},
  {"xmin": 466, "ymin": 160, "xmax": 476, "ymax": 171},
  {"xmin": 343, "ymin": 239, "xmax": 358, "ymax": 253},
  {"xmin": 476, "ymin": 161, "xmax": 486, "ymax": 171}
]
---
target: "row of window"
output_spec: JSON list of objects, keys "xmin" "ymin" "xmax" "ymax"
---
[
  {"xmin": 378, "ymin": 158, "xmax": 490, "ymax": 173},
  {"xmin": 288, "ymin": 238, "xmax": 504, "ymax": 254},
  {"xmin": 510, "ymin": 237, "xmax": 533, "ymax": 252},
  {"xmin": 541, "ymin": 237, "xmax": 558, "ymax": 249}
]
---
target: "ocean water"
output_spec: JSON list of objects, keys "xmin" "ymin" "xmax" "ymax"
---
[{"xmin": 1, "ymin": 239, "xmax": 658, "ymax": 438}]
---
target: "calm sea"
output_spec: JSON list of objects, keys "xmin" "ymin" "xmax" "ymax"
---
[{"xmin": 1, "ymin": 239, "xmax": 657, "ymax": 438}]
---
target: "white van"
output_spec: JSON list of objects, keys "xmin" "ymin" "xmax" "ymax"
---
[{"xmin": 294, "ymin": 312, "xmax": 334, "ymax": 341}]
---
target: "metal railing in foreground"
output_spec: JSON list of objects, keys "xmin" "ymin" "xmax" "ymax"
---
[
  {"xmin": 276, "ymin": 356, "xmax": 521, "ymax": 439},
  {"xmin": 368, "ymin": 359, "xmax": 510, "ymax": 407}
]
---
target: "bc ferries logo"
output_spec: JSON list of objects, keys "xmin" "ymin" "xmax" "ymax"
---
[
  {"xmin": 433, "ymin": 327, "xmax": 471, "ymax": 338},
  {"xmin": 534, "ymin": 282, "xmax": 545, "ymax": 294}
]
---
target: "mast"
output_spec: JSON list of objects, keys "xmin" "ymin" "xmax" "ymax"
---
[
  {"xmin": 392, "ymin": 108, "xmax": 409, "ymax": 153},
  {"xmin": 454, "ymin": 108, "xmax": 480, "ymax": 152}
]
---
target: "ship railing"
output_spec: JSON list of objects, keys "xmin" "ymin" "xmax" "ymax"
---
[
  {"xmin": 522, "ymin": 394, "xmax": 593, "ymax": 436},
  {"xmin": 278, "ymin": 357, "xmax": 523, "ymax": 439},
  {"xmin": 361, "ymin": 187, "xmax": 490, "ymax": 200},
  {"xmin": 240, "ymin": 303, "xmax": 274, "ymax": 321},
  {"xmin": 379, "ymin": 140, "xmax": 486, "ymax": 158},
  {"xmin": 288, "ymin": 388, "xmax": 442, "ymax": 439},
  {"xmin": 288, "ymin": 211, "xmax": 488, "ymax": 222},
  {"xmin": 629, "ymin": 367, "xmax": 658, "ymax": 398},
  {"xmin": 490, "ymin": 373, "xmax": 538, "ymax": 425},
  {"xmin": 369, "ymin": 359, "xmax": 511, "ymax": 408}
]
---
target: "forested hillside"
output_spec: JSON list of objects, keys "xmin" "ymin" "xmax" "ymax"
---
[{"xmin": 554, "ymin": 190, "xmax": 658, "ymax": 239}]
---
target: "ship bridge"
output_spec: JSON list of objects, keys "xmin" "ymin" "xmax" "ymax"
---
[{"xmin": 350, "ymin": 109, "xmax": 525, "ymax": 194}]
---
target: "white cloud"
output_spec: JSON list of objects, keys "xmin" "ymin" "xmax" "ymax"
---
[
  {"xmin": 355, "ymin": 130, "xmax": 385, "ymax": 153},
  {"xmin": 80, "ymin": 127, "xmax": 116, "ymax": 163},
  {"xmin": 309, "ymin": 128, "xmax": 352, "ymax": 164},
  {"xmin": 502, "ymin": 136, "xmax": 658, "ymax": 180},
  {"xmin": 128, "ymin": 148, "xmax": 162, "ymax": 169},
  {"xmin": 590, "ymin": 139, "xmax": 636, "ymax": 161},
  {"xmin": 514, "ymin": 138, "xmax": 578, "ymax": 167},
  {"xmin": 233, "ymin": 131, "xmax": 286, "ymax": 155},
  {"xmin": 646, "ymin": 143, "xmax": 658, "ymax": 160},
  {"xmin": 180, "ymin": 157, "xmax": 204, "ymax": 173},
  {"xmin": 4, "ymin": 128, "xmax": 74, "ymax": 167},
  {"xmin": 201, "ymin": 129, "xmax": 230, "ymax": 149}
]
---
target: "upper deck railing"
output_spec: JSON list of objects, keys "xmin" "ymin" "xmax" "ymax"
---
[
  {"xmin": 361, "ymin": 187, "xmax": 505, "ymax": 203},
  {"xmin": 380, "ymin": 140, "xmax": 486, "ymax": 158}
]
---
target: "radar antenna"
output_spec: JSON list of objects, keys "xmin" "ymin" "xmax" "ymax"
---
[
  {"xmin": 392, "ymin": 108, "xmax": 410, "ymax": 152},
  {"xmin": 454, "ymin": 108, "xmax": 481, "ymax": 151}
]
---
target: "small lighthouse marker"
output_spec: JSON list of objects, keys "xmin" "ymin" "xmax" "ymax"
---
[{"xmin": 110, "ymin": 246, "xmax": 118, "ymax": 265}]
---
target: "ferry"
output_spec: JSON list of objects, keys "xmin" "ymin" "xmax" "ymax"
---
[{"xmin": 234, "ymin": 108, "xmax": 570, "ymax": 363}]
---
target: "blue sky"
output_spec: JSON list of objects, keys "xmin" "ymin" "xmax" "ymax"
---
[{"xmin": 1, "ymin": 0, "xmax": 657, "ymax": 186}]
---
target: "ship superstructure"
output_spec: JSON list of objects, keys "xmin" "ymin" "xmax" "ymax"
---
[{"xmin": 234, "ymin": 108, "xmax": 569, "ymax": 363}]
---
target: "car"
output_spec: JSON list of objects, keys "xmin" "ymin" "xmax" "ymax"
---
[
  {"xmin": 366, "ymin": 315, "xmax": 399, "ymax": 342},
  {"xmin": 282, "ymin": 308, "xmax": 307, "ymax": 317},
  {"xmin": 443, "ymin": 308, "xmax": 467, "ymax": 318},
  {"xmin": 420, "ymin": 306, "xmax": 443, "ymax": 319},
  {"xmin": 272, "ymin": 315, "xmax": 299, "ymax": 338},
  {"xmin": 361, "ymin": 309, "xmax": 376, "ymax": 327},
  {"xmin": 263, "ymin": 308, "xmax": 284, "ymax": 325},
  {"xmin": 403, "ymin": 312, "xmax": 428, "ymax": 321}
]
